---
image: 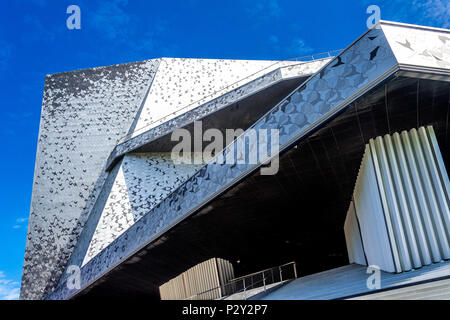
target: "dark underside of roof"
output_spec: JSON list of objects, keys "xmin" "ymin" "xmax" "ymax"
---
[{"xmin": 75, "ymin": 75, "xmax": 450, "ymax": 300}]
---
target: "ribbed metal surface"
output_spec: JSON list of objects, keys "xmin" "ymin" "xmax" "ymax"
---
[
  {"xmin": 346, "ymin": 126, "xmax": 450, "ymax": 273},
  {"xmin": 159, "ymin": 258, "xmax": 234, "ymax": 300},
  {"xmin": 348, "ymin": 144, "xmax": 397, "ymax": 272}
]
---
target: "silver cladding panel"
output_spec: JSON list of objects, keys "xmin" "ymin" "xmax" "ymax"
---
[
  {"xmin": 106, "ymin": 59, "xmax": 329, "ymax": 169},
  {"xmin": 133, "ymin": 58, "xmax": 300, "ymax": 133},
  {"xmin": 382, "ymin": 22, "xmax": 450, "ymax": 70},
  {"xmin": 83, "ymin": 153, "xmax": 202, "ymax": 265},
  {"xmin": 25, "ymin": 57, "xmax": 310, "ymax": 299},
  {"xmin": 21, "ymin": 60, "xmax": 161, "ymax": 300}
]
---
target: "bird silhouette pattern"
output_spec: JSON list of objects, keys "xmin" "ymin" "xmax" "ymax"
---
[
  {"xmin": 21, "ymin": 60, "xmax": 160, "ymax": 300},
  {"xmin": 83, "ymin": 153, "xmax": 201, "ymax": 264}
]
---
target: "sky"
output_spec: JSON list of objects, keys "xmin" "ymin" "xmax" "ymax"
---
[{"xmin": 0, "ymin": 0, "xmax": 448, "ymax": 300}]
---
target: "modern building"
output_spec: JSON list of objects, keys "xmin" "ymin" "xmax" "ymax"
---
[{"xmin": 21, "ymin": 21, "xmax": 450, "ymax": 300}]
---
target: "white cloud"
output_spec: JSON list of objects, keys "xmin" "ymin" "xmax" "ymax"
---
[
  {"xmin": 288, "ymin": 38, "xmax": 313, "ymax": 57},
  {"xmin": 245, "ymin": 0, "xmax": 283, "ymax": 28},
  {"xmin": 0, "ymin": 272, "xmax": 20, "ymax": 300},
  {"xmin": 415, "ymin": 0, "xmax": 450, "ymax": 28}
]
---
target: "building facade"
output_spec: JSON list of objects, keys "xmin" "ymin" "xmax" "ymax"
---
[{"xmin": 21, "ymin": 21, "xmax": 450, "ymax": 300}]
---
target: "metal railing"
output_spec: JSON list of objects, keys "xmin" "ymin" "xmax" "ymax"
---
[
  {"xmin": 184, "ymin": 261, "xmax": 297, "ymax": 300},
  {"xmin": 117, "ymin": 50, "xmax": 342, "ymax": 144}
]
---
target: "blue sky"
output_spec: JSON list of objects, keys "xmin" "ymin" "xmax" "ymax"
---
[{"xmin": 0, "ymin": 0, "xmax": 448, "ymax": 300}]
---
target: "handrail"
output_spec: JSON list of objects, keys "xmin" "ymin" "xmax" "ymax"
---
[
  {"xmin": 117, "ymin": 50, "xmax": 342, "ymax": 144},
  {"xmin": 184, "ymin": 261, "xmax": 297, "ymax": 300}
]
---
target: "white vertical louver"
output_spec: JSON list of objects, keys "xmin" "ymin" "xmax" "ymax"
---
[{"xmin": 344, "ymin": 126, "xmax": 450, "ymax": 273}]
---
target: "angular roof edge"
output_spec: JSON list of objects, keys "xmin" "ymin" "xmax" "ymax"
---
[{"xmin": 379, "ymin": 20, "xmax": 450, "ymax": 33}]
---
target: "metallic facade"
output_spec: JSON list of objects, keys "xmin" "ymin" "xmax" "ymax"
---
[
  {"xmin": 22, "ymin": 21, "xmax": 450, "ymax": 300},
  {"xmin": 23, "ymin": 57, "xmax": 308, "ymax": 300},
  {"xmin": 21, "ymin": 60, "xmax": 161, "ymax": 300}
]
